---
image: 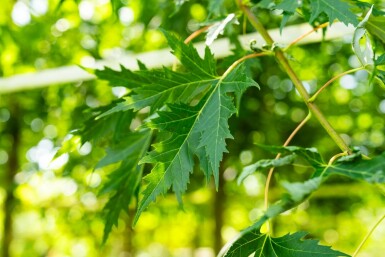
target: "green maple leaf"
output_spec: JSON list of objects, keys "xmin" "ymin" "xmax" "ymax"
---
[
  {"xmin": 309, "ymin": 0, "xmax": 358, "ymax": 26},
  {"xmin": 94, "ymin": 29, "xmax": 258, "ymax": 224},
  {"xmin": 224, "ymin": 230, "xmax": 349, "ymax": 257},
  {"xmin": 134, "ymin": 63, "xmax": 258, "ymax": 223},
  {"xmin": 133, "ymin": 64, "xmax": 258, "ymax": 222}
]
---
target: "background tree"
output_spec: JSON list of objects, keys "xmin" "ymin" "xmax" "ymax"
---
[{"xmin": 0, "ymin": 0, "xmax": 385, "ymax": 256}]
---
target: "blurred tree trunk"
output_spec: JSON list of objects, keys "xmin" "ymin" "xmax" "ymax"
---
[
  {"xmin": 2, "ymin": 102, "xmax": 20, "ymax": 257},
  {"xmin": 122, "ymin": 209, "xmax": 135, "ymax": 257},
  {"xmin": 214, "ymin": 163, "xmax": 225, "ymax": 254}
]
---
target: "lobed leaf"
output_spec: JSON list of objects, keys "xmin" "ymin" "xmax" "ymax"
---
[
  {"xmin": 223, "ymin": 223, "xmax": 348, "ymax": 257},
  {"xmin": 134, "ymin": 64, "xmax": 258, "ymax": 223},
  {"xmin": 95, "ymin": 65, "xmax": 148, "ymax": 89},
  {"xmin": 96, "ymin": 30, "xmax": 219, "ymax": 117},
  {"xmin": 309, "ymin": 0, "xmax": 358, "ymax": 26},
  {"xmin": 222, "ymin": 173, "xmax": 345, "ymax": 256}
]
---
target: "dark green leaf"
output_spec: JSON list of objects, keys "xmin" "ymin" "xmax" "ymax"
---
[
  {"xmin": 366, "ymin": 16, "xmax": 385, "ymax": 44},
  {"xmin": 223, "ymin": 226, "xmax": 348, "ymax": 257},
  {"xmin": 309, "ymin": 0, "xmax": 358, "ymax": 26},
  {"xmin": 100, "ymin": 129, "xmax": 152, "ymax": 243},
  {"xmin": 355, "ymin": 1, "xmax": 385, "ymax": 16},
  {"xmin": 375, "ymin": 54, "xmax": 385, "ymax": 66},
  {"xmin": 323, "ymin": 152, "xmax": 385, "ymax": 183},
  {"xmin": 96, "ymin": 30, "xmax": 219, "ymax": 117},
  {"xmin": 95, "ymin": 65, "xmax": 147, "ymax": 88},
  {"xmin": 275, "ymin": 0, "xmax": 301, "ymax": 31},
  {"xmin": 276, "ymin": 0, "xmax": 299, "ymax": 13},
  {"xmin": 75, "ymin": 107, "xmax": 134, "ymax": 144},
  {"xmin": 255, "ymin": 144, "xmax": 324, "ymax": 167},
  {"xmin": 134, "ymin": 64, "xmax": 258, "ymax": 224},
  {"xmin": 163, "ymin": 30, "xmax": 217, "ymax": 77}
]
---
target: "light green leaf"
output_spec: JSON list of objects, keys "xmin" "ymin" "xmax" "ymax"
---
[
  {"xmin": 238, "ymin": 154, "xmax": 297, "ymax": 184},
  {"xmin": 309, "ymin": 0, "xmax": 358, "ymax": 26},
  {"xmin": 282, "ymin": 176, "xmax": 322, "ymax": 202}
]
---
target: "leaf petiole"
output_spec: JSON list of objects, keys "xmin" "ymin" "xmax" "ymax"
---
[
  {"xmin": 283, "ymin": 22, "xmax": 329, "ymax": 51},
  {"xmin": 309, "ymin": 67, "xmax": 365, "ymax": 103}
]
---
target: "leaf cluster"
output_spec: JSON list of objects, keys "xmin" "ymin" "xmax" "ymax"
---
[{"xmin": 80, "ymin": 29, "xmax": 258, "ymax": 241}]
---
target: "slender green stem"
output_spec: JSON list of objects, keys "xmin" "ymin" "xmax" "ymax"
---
[
  {"xmin": 238, "ymin": 1, "xmax": 351, "ymax": 154},
  {"xmin": 309, "ymin": 67, "xmax": 364, "ymax": 102},
  {"xmin": 352, "ymin": 213, "xmax": 385, "ymax": 257},
  {"xmin": 264, "ymin": 112, "xmax": 311, "ymax": 233}
]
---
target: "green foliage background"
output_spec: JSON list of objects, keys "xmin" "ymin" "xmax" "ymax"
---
[{"xmin": 0, "ymin": 0, "xmax": 385, "ymax": 256}]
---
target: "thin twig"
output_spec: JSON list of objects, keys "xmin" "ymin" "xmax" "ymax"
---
[
  {"xmin": 352, "ymin": 213, "xmax": 385, "ymax": 257},
  {"xmin": 327, "ymin": 152, "xmax": 348, "ymax": 166},
  {"xmin": 264, "ymin": 112, "xmax": 311, "ymax": 233},
  {"xmin": 309, "ymin": 67, "xmax": 364, "ymax": 102},
  {"xmin": 284, "ymin": 22, "xmax": 329, "ymax": 51},
  {"xmin": 184, "ymin": 25, "xmax": 210, "ymax": 44}
]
